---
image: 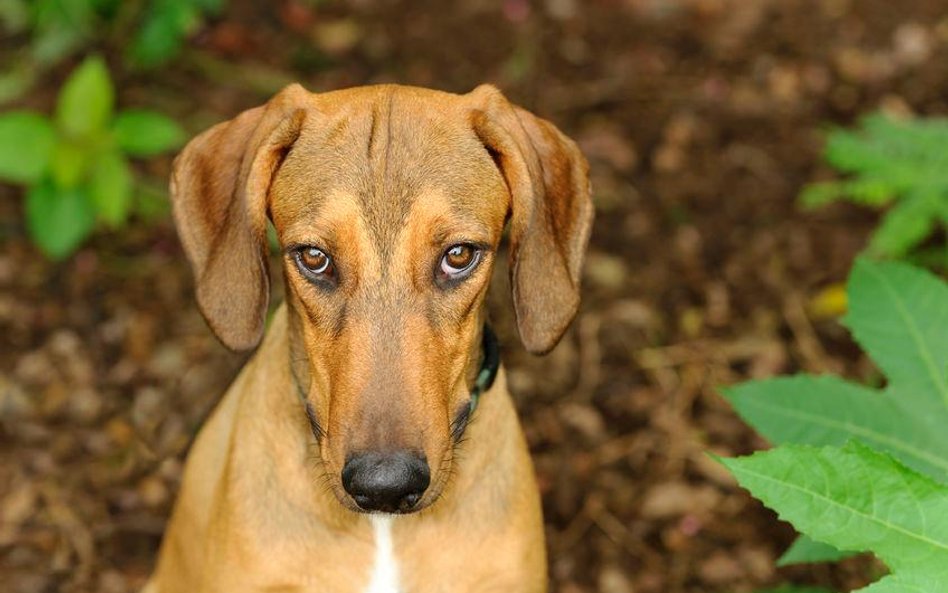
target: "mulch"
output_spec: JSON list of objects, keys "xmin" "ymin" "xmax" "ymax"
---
[{"xmin": 3, "ymin": 1, "xmax": 947, "ymax": 591}]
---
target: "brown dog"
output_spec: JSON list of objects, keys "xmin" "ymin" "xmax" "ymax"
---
[{"xmin": 146, "ymin": 83, "xmax": 592, "ymax": 593}]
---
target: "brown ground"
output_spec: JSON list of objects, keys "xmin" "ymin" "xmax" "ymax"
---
[{"xmin": 2, "ymin": 1, "xmax": 947, "ymax": 591}]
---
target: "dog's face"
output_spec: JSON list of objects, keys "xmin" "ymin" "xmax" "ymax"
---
[{"xmin": 171, "ymin": 84, "xmax": 592, "ymax": 514}]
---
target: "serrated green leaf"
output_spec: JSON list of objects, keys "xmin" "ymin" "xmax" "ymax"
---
[
  {"xmin": 25, "ymin": 179, "xmax": 95, "ymax": 259},
  {"xmin": 777, "ymin": 534, "xmax": 856, "ymax": 567},
  {"xmin": 722, "ymin": 442, "xmax": 948, "ymax": 585},
  {"xmin": 867, "ymin": 192, "xmax": 940, "ymax": 258},
  {"xmin": 844, "ymin": 259, "xmax": 948, "ymax": 420},
  {"xmin": 805, "ymin": 114, "xmax": 948, "ymax": 262},
  {"xmin": 0, "ymin": 111, "xmax": 55, "ymax": 184},
  {"xmin": 799, "ymin": 179, "xmax": 893, "ymax": 209},
  {"xmin": 112, "ymin": 109, "xmax": 185, "ymax": 156},
  {"xmin": 724, "ymin": 375, "xmax": 948, "ymax": 481},
  {"xmin": 56, "ymin": 55, "xmax": 114, "ymax": 138},
  {"xmin": 89, "ymin": 150, "xmax": 132, "ymax": 226},
  {"xmin": 855, "ymin": 573, "xmax": 944, "ymax": 593}
]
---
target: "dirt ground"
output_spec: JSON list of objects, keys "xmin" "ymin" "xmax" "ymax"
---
[{"xmin": 2, "ymin": 1, "xmax": 947, "ymax": 591}]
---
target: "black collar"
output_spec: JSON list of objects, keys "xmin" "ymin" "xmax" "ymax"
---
[
  {"xmin": 293, "ymin": 325, "xmax": 501, "ymax": 443},
  {"xmin": 469, "ymin": 324, "xmax": 500, "ymax": 413},
  {"xmin": 449, "ymin": 324, "xmax": 500, "ymax": 441}
]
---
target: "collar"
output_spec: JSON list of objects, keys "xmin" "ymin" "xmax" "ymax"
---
[
  {"xmin": 449, "ymin": 324, "xmax": 500, "ymax": 442},
  {"xmin": 469, "ymin": 324, "xmax": 500, "ymax": 414}
]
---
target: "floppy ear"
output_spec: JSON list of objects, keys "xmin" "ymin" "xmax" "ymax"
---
[
  {"xmin": 469, "ymin": 85, "xmax": 594, "ymax": 354},
  {"xmin": 171, "ymin": 84, "xmax": 310, "ymax": 351}
]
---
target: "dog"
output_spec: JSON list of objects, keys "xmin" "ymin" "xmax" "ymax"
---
[{"xmin": 146, "ymin": 83, "xmax": 593, "ymax": 593}]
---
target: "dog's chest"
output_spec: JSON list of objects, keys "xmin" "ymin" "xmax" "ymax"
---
[{"xmin": 365, "ymin": 515, "xmax": 401, "ymax": 593}]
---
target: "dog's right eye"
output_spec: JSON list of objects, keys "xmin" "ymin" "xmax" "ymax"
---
[{"xmin": 293, "ymin": 247, "xmax": 335, "ymax": 282}]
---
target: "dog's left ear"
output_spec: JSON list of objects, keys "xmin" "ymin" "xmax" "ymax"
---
[
  {"xmin": 171, "ymin": 84, "xmax": 310, "ymax": 351},
  {"xmin": 469, "ymin": 85, "xmax": 594, "ymax": 354}
]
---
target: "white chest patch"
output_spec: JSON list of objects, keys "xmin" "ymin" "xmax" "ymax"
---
[{"xmin": 365, "ymin": 515, "xmax": 400, "ymax": 593}]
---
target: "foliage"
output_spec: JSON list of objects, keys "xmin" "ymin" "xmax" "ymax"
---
[
  {"xmin": 0, "ymin": 0, "xmax": 223, "ymax": 102},
  {"xmin": 777, "ymin": 535, "xmax": 853, "ymax": 567},
  {"xmin": 720, "ymin": 259, "xmax": 948, "ymax": 592},
  {"xmin": 0, "ymin": 56, "xmax": 184, "ymax": 259},
  {"xmin": 130, "ymin": 0, "xmax": 224, "ymax": 67},
  {"xmin": 800, "ymin": 114, "xmax": 948, "ymax": 266}
]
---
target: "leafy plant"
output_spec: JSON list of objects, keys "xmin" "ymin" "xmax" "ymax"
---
[
  {"xmin": 719, "ymin": 258, "xmax": 948, "ymax": 592},
  {"xmin": 130, "ymin": 0, "xmax": 224, "ymax": 67},
  {"xmin": 801, "ymin": 114, "xmax": 948, "ymax": 265},
  {"xmin": 0, "ymin": 0, "xmax": 224, "ymax": 103},
  {"xmin": 0, "ymin": 55, "xmax": 185, "ymax": 259}
]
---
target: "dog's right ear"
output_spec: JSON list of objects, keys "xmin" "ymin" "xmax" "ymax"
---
[
  {"xmin": 468, "ymin": 85, "xmax": 593, "ymax": 355},
  {"xmin": 171, "ymin": 84, "xmax": 310, "ymax": 351}
]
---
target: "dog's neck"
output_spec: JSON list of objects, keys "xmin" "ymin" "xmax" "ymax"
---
[{"xmin": 448, "ymin": 324, "xmax": 500, "ymax": 441}]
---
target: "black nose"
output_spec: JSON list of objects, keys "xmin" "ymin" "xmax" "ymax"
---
[{"xmin": 341, "ymin": 451, "xmax": 430, "ymax": 513}]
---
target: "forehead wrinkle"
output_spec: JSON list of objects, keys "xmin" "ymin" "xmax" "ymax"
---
[
  {"xmin": 359, "ymin": 89, "xmax": 414, "ymax": 262},
  {"xmin": 356, "ymin": 98, "xmax": 495, "ymax": 271}
]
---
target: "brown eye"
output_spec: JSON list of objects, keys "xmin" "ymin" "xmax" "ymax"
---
[
  {"xmin": 439, "ymin": 244, "xmax": 481, "ymax": 280},
  {"xmin": 295, "ymin": 246, "xmax": 334, "ymax": 280}
]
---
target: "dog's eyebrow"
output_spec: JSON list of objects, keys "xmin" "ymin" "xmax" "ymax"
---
[{"xmin": 429, "ymin": 223, "xmax": 493, "ymax": 245}]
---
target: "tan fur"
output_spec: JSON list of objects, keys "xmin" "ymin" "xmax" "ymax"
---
[{"xmin": 150, "ymin": 84, "xmax": 592, "ymax": 592}]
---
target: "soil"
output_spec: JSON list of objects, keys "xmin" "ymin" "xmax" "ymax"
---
[{"xmin": 2, "ymin": 1, "xmax": 947, "ymax": 591}]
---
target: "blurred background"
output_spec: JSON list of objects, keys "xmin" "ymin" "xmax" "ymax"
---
[{"xmin": 1, "ymin": 0, "xmax": 947, "ymax": 591}]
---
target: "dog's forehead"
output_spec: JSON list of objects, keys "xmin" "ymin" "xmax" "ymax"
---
[{"xmin": 270, "ymin": 86, "xmax": 507, "ymax": 240}]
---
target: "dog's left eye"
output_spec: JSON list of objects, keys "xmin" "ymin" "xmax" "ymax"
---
[
  {"xmin": 439, "ymin": 244, "xmax": 481, "ymax": 281},
  {"xmin": 294, "ymin": 246, "xmax": 335, "ymax": 281}
]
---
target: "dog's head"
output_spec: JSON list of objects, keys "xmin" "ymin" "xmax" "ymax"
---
[{"xmin": 171, "ymin": 84, "xmax": 592, "ymax": 514}]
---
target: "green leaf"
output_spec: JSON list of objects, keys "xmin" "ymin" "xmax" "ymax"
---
[
  {"xmin": 112, "ymin": 109, "xmax": 185, "ymax": 156},
  {"xmin": 25, "ymin": 179, "xmax": 95, "ymax": 259},
  {"xmin": 0, "ymin": 111, "xmax": 55, "ymax": 184},
  {"xmin": 803, "ymin": 114, "xmax": 948, "ymax": 263},
  {"xmin": 31, "ymin": 0, "xmax": 95, "ymax": 64},
  {"xmin": 55, "ymin": 55, "xmax": 114, "ymax": 138},
  {"xmin": 49, "ymin": 138, "xmax": 89, "ymax": 189},
  {"xmin": 799, "ymin": 179, "xmax": 893, "ymax": 209},
  {"xmin": 844, "ymin": 259, "xmax": 948, "ymax": 419},
  {"xmin": 855, "ymin": 573, "xmax": 945, "ymax": 593},
  {"xmin": 192, "ymin": 0, "xmax": 224, "ymax": 12},
  {"xmin": 89, "ymin": 150, "xmax": 132, "ymax": 226},
  {"xmin": 724, "ymin": 375, "xmax": 948, "ymax": 481},
  {"xmin": 721, "ymin": 442, "xmax": 948, "ymax": 585},
  {"xmin": 777, "ymin": 534, "xmax": 855, "ymax": 567},
  {"xmin": 867, "ymin": 192, "xmax": 940, "ymax": 258},
  {"xmin": 129, "ymin": 0, "xmax": 200, "ymax": 67}
]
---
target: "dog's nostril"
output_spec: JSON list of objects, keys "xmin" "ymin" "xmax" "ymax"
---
[
  {"xmin": 400, "ymin": 492, "xmax": 421, "ymax": 512},
  {"xmin": 341, "ymin": 451, "xmax": 430, "ymax": 513}
]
